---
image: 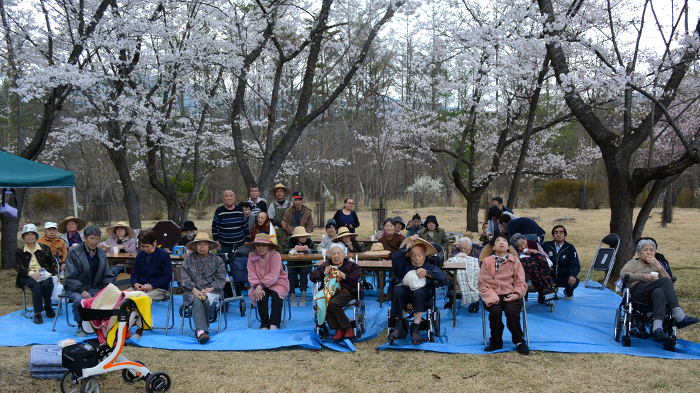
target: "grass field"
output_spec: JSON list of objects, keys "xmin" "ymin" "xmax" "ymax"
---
[{"xmin": 1, "ymin": 207, "xmax": 699, "ymax": 392}]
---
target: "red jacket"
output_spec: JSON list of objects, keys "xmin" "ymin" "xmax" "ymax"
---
[{"xmin": 478, "ymin": 253, "xmax": 527, "ymax": 307}]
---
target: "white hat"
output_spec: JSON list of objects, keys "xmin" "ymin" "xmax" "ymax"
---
[
  {"xmin": 402, "ymin": 270, "xmax": 426, "ymax": 291},
  {"xmin": 44, "ymin": 222, "xmax": 58, "ymax": 229},
  {"xmin": 22, "ymin": 224, "xmax": 39, "ymax": 238}
]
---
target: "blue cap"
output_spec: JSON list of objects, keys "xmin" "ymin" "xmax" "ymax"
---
[{"xmin": 292, "ymin": 191, "xmax": 304, "ymax": 199}]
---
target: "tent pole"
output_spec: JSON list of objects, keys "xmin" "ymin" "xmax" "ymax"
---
[{"xmin": 72, "ymin": 187, "xmax": 78, "ymax": 217}]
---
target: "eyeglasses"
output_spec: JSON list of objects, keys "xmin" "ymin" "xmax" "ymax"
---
[{"xmin": 347, "ymin": 202, "xmax": 354, "ymax": 204}]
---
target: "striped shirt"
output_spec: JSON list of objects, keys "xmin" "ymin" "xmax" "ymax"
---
[{"xmin": 212, "ymin": 205, "xmax": 249, "ymax": 248}]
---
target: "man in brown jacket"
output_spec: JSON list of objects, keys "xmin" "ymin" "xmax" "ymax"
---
[{"xmin": 281, "ymin": 191, "xmax": 314, "ymax": 244}]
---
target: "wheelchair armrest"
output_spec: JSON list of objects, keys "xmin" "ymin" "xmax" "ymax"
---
[{"xmin": 622, "ymin": 274, "xmax": 630, "ymax": 288}]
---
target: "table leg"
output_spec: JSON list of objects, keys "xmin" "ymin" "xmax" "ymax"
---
[
  {"xmin": 452, "ymin": 271, "xmax": 457, "ymax": 327},
  {"xmin": 378, "ymin": 272, "xmax": 385, "ymax": 308}
]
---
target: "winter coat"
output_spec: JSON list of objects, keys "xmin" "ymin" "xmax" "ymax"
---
[
  {"xmin": 64, "ymin": 243, "xmax": 116, "ymax": 294},
  {"xmin": 15, "ymin": 243, "xmax": 58, "ymax": 288},
  {"xmin": 478, "ymin": 253, "xmax": 527, "ymax": 307}
]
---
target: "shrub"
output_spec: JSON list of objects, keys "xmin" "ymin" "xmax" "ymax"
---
[
  {"xmin": 31, "ymin": 191, "xmax": 68, "ymax": 220},
  {"xmin": 528, "ymin": 179, "xmax": 608, "ymax": 209},
  {"xmin": 406, "ymin": 176, "xmax": 443, "ymax": 207},
  {"xmin": 676, "ymin": 188, "xmax": 697, "ymax": 208},
  {"xmin": 150, "ymin": 210, "xmax": 165, "ymax": 220}
]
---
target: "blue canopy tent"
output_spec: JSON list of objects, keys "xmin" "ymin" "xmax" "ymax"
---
[{"xmin": 0, "ymin": 149, "xmax": 78, "ymax": 216}]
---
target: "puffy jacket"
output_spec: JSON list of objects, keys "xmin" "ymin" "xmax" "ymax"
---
[{"xmin": 478, "ymin": 253, "xmax": 527, "ymax": 307}]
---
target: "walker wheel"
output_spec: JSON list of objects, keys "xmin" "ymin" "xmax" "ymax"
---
[
  {"xmin": 122, "ymin": 360, "xmax": 146, "ymax": 383},
  {"xmin": 80, "ymin": 377, "xmax": 100, "ymax": 393},
  {"xmin": 239, "ymin": 300, "xmax": 246, "ymax": 317},
  {"xmin": 60, "ymin": 371, "xmax": 79, "ymax": 393},
  {"xmin": 146, "ymin": 371, "xmax": 171, "ymax": 392},
  {"xmin": 549, "ymin": 303, "xmax": 555, "ymax": 313}
]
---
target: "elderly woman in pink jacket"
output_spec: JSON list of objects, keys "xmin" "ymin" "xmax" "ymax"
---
[
  {"xmin": 247, "ymin": 234, "xmax": 289, "ymax": 330},
  {"xmin": 478, "ymin": 234, "xmax": 529, "ymax": 355}
]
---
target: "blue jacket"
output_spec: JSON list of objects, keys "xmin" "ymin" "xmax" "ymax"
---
[
  {"xmin": 542, "ymin": 240, "xmax": 580, "ymax": 279},
  {"xmin": 130, "ymin": 247, "xmax": 172, "ymax": 290},
  {"xmin": 506, "ymin": 217, "xmax": 545, "ymax": 238},
  {"xmin": 392, "ymin": 246, "xmax": 448, "ymax": 288}
]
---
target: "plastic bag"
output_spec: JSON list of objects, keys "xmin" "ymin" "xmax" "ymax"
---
[{"xmin": 51, "ymin": 276, "xmax": 64, "ymax": 303}]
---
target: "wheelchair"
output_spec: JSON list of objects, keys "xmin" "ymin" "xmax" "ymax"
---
[
  {"xmin": 386, "ymin": 284, "xmax": 441, "ymax": 344},
  {"xmin": 313, "ymin": 279, "xmax": 366, "ymax": 339},
  {"xmin": 615, "ymin": 274, "xmax": 677, "ymax": 351}
]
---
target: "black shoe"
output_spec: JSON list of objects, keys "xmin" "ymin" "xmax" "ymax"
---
[
  {"xmin": 676, "ymin": 316, "xmax": 700, "ymax": 329},
  {"xmin": 537, "ymin": 294, "xmax": 545, "ymax": 304},
  {"xmin": 45, "ymin": 308, "xmax": 55, "ymax": 319},
  {"xmin": 410, "ymin": 323, "xmax": 422, "ymax": 345},
  {"xmin": 484, "ymin": 343, "xmax": 503, "ymax": 352},
  {"xmin": 387, "ymin": 326, "xmax": 404, "ymax": 342},
  {"xmin": 33, "ymin": 314, "xmax": 43, "ymax": 324},
  {"xmin": 652, "ymin": 328, "xmax": 671, "ymax": 342},
  {"xmin": 516, "ymin": 342, "xmax": 530, "ymax": 355}
]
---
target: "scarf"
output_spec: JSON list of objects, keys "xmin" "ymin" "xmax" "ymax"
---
[
  {"xmin": 494, "ymin": 256, "xmax": 506, "ymax": 273},
  {"xmin": 314, "ymin": 266, "xmax": 341, "ymax": 325}
]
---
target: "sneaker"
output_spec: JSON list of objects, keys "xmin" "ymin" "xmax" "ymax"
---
[
  {"xmin": 300, "ymin": 293, "xmax": 306, "ymax": 306},
  {"xmin": 652, "ymin": 328, "xmax": 671, "ymax": 342},
  {"xmin": 290, "ymin": 294, "xmax": 297, "ymax": 307},
  {"xmin": 410, "ymin": 323, "xmax": 422, "ymax": 345},
  {"xmin": 76, "ymin": 326, "xmax": 87, "ymax": 337},
  {"xmin": 676, "ymin": 316, "xmax": 700, "ymax": 329},
  {"xmin": 484, "ymin": 343, "xmax": 503, "ymax": 352},
  {"xmin": 344, "ymin": 328, "xmax": 356, "ymax": 340},
  {"xmin": 197, "ymin": 332, "xmax": 210, "ymax": 344},
  {"xmin": 332, "ymin": 329, "xmax": 345, "ymax": 341},
  {"xmin": 516, "ymin": 342, "xmax": 530, "ymax": 355},
  {"xmin": 33, "ymin": 314, "xmax": 43, "ymax": 325},
  {"xmin": 45, "ymin": 307, "xmax": 55, "ymax": 319}
]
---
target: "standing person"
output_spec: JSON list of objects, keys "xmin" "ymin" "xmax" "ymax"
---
[
  {"xmin": 181, "ymin": 232, "xmax": 226, "ymax": 344},
  {"xmin": 58, "ymin": 216, "xmax": 86, "ymax": 250},
  {"xmin": 419, "ymin": 215, "xmax": 450, "ymax": 253},
  {"xmin": 478, "ymin": 234, "xmax": 529, "ymax": 355},
  {"xmin": 38, "ymin": 221, "xmax": 68, "ymax": 268},
  {"xmin": 267, "ymin": 183, "xmax": 292, "ymax": 245},
  {"xmin": 245, "ymin": 185, "xmax": 268, "ymax": 216},
  {"xmin": 15, "ymin": 224, "xmax": 57, "ymax": 324},
  {"xmin": 282, "ymin": 191, "xmax": 314, "ymax": 242},
  {"xmin": 542, "ymin": 225, "xmax": 581, "ymax": 300},
  {"xmin": 211, "ymin": 189, "xmax": 249, "ymax": 254},
  {"xmin": 247, "ymin": 234, "xmax": 289, "ymax": 330},
  {"xmin": 333, "ymin": 198, "xmax": 360, "ymax": 233},
  {"xmin": 491, "ymin": 196, "xmax": 514, "ymax": 215},
  {"xmin": 250, "ymin": 211, "xmax": 277, "ymax": 244},
  {"xmin": 377, "ymin": 218, "xmax": 405, "ymax": 260},
  {"xmin": 318, "ymin": 220, "xmax": 337, "ymax": 251},
  {"xmin": 64, "ymin": 225, "xmax": 116, "ymax": 336},
  {"xmin": 129, "ymin": 230, "xmax": 172, "ymax": 302},
  {"xmin": 406, "ymin": 213, "xmax": 422, "ymax": 237},
  {"xmin": 499, "ymin": 215, "xmax": 545, "ymax": 243},
  {"xmin": 177, "ymin": 221, "xmax": 198, "ymax": 246},
  {"xmin": 240, "ymin": 201, "xmax": 257, "ymax": 242}
]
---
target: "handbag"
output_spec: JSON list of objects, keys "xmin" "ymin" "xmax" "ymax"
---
[{"xmin": 0, "ymin": 188, "xmax": 17, "ymax": 218}]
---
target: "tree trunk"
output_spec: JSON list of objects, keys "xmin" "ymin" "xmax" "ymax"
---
[
  {"xmin": 604, "ymin": 158, "xmax": 635, "ymax": 284},
  {"xmin": 0, "ymin": 188, "xmax": 26, "ymax": 270},
  {"xmin": 465, "ymin": 192, "xmax": 482, "ymax": 233},
  {"xmin": 106, "ymin": 148, "xmax": 141, "ymax": 230}
]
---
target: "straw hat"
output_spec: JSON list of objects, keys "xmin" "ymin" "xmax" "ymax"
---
[
  {"xmin": 399, "ymin": 237, "xmax": 437, "ymax": 256},
  {"xmin": 58, "ymin": 216, "xmax": 87, "ymax": 233},
  {"xmin": 364, "ymin": 242, "xmax": 390, "ymax": 256},
  {"xmin": 185, "ymin": 232, "xmax": 218, "ymax": 252},
  {"xmin": 478, "ymin": 243, "xmax": 518, "ymax": 264},
  {"xmin": 106, "ymin": 221, "xmax": 136, "ymax": 239},
  {"xmin": 332, "ymin": 227, "xmax": 358, "ymax": 242},
  {"xmin": 245, "ymin": 233, "xmax": 280, "ymax": 250},
  {"xmin": 268, "ymin": 183, "xmax": 291, "ymax": 197},
  {"xmin": 290, "ymin": 226, "xmax": 312, "ymax": 239}
]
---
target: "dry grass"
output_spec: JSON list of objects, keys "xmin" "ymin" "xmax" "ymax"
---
[{"xmin": 2, "ymin": 208, "xmax": 700, "ymax": 392}]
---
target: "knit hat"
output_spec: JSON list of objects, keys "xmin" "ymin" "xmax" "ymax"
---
[{"xmin": 423, "ymin": 215, "xmax": 439, "ymax": 228}]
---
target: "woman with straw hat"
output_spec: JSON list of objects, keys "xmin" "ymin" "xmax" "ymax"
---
[
  {"xmin": 284, "ymin": 226, "xmax": 316, "ymax": 306},
  {"xmin": 246, "ymin": 234, "xmax": 289, "ymax": 329},
  {"xmin": 100, "ymin": 221, "xmax": 137, "ymax": 254},
  {"xmin": 181, "ymin": 232, "xmax": 226, "ymax": 344},
  {"xmin": 58, "ymin": 216, "xmax": 87, "ymax": 250},
  {"xmin": 332, "ymin": 227, "xmax": 362, "ymax": 253},
  {"xmin": 15, "ymin": 224, "xmax": 57, "ymax": 324}
]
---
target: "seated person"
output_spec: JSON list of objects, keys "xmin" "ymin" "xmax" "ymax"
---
[
  {"xmin": 636, "ymin": 237, "xmax": 672, "ymax": 277},
  {"xmin": 64, "ymin": 225, "xmax": 116, "ymax": 336},
  {"xmin": 333, "ymin": 227, "xmax": 362, "ymax": 253},
  {"xmin": 59, "ymin": 216, "xmax": 86, "ymax": 250},
  {"xmin": 309, "ymin": 243, "xmax": 362, "ymax": 341},
  {"xmin": 177, "ymin": 221, "xmax": 198, "ymax": 246},
  {"xmin": 406, "ymin": 213, "xmax": 422, "ymax": 237},
  {"xmin": 15, "ymin": 224, "xmax": 58, "ymax": 324},
  {"xmin": 542, "ymin": 225, "xmax": 580, "ymax": 299},
  {"xmin": 247, "ymin": 234, "xmax": 289, "ymax": 330},
  {"xmin": 620, "ymin": 239, "xmax": 698, "ymax": 341},
  {"xmin": 449, "ymin": 237, "xmax": 480, "ymax": 259},
  {"xmin": 418, "ymin": 215, "xmax": 450, "ymax": 252},
  {"xmin": 38, "ymin": 221, "xmax": 68, "ymax": 268},
  {"xmin": 393, "ymin": 216, "xmax": 406, "ymax": 235},
  {"xmin": 387, "ymin": 235, "xmax": 448, "ymax": 344},
  {"xmin": 284, "ymin": 226, "xmax": 316, "ymax": 306},
  {"xmin": 510, "ymin": 233, "xmax": 554, "ymax": 303},
  {"xmin": 377, "ymin": 218, "xmax": 405, "ymax": 260},
  {"xmin": 318, "ymin": 219, "xmax": 337, "ymax": 251},
  {"xmin": 181, "ymin": 232, "xmax": 226, "ymax": 344},
  {"xmin": 129, "ymin": 230, "xmax": 172, "ymax": 301},
  {"xmin": 100, "ymin": 221, "xmax": 138, "ymax": 276},
  {"xmin": 250, "ymin": 211, "xmax": 277, "ymax": 245},
  {"xmin": 478, "ymin": 234, "xmax": 529, "ymax": 355},
  {"xmin": 479, "ymin": 222, "xmax": 489, "ymax": 244}
]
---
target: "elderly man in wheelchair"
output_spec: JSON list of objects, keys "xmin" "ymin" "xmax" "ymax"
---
[
  {"xmin": 387, "ymin": 235, "xmax": 448, "ymax": 344},
  {"xmin": 618, "ymin": 238, "xmax": 698, "ymax": 346}
]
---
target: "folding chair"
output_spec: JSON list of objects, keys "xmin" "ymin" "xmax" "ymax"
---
[
  {"xmin": 20, "ymin": 285, "xmax": 34, "ymax": 319},
  {"xmin": 52, "ymin": 288, "xmax": 78, "ymax": 331},
  {"xmin": 584, "ymin": 234, "xmax": 619, "ymax": 289},
  {"xmin": 248, "ymin": 265, "xmax": 292, "ymax": 329},
  {"xmin": 180, "ymin": 298, "xmax": 227, "ymax": 335},
  {"xmin": 150, "ymin": 279, "xmax": 176, "ymax": 335},
  {"xmin": 481, "ymin": 298, "xmax": 529, "ymax": 346}
]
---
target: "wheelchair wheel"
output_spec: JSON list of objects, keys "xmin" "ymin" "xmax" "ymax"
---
[
  {"xmin": 146, "ymin": 371, "xmax": 172, "ymax": 393},
  {"xmin": 467, "ymin": 302, "xmax": 479, "ymax": 313},
  {"xmin": 622, "ymin": 335, "xmax": 631, "ymax": 347},
  {"xmin": 359, "ymin": 303, "xmax": 366, "ymax": 334},
  {"xmin": 433, "ymin": 310, "xmax": 441, "ymax": 337},
  {"xmin": 428, "ymin": 329, "xmax": 434, "ymax": 343},
  {"xmin": 239, "ymin": 300, "xmax": 246, "ymax": 317},
  {"xmin": 614, "ymin": 308, "xmax": 623, "ymax": 342},
  {"xmin": 80, "ymin": 377, "xmax": 100, "ymax": 393},
  {"xmin": 122, "ymin": 360, "xmax": 146, "ymax": 384},
  {"xmin": 60, "ymin": 371, "xmax": 79, "ymax": 393}
]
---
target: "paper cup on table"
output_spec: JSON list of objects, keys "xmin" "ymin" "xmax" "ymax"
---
[
  {"xmin": 321, "ymin": 248, "xmax": 327, "ymax": 260},
  {"xmin": 650, "ymin": 271, "xmax": 659, "ymax": 278},
  {"xmin": 370, "ymin": 235, "xmax": 375, "ymax": 241},
  {"xmin": 112, "ymin": 247, "xmax": 119, "ymax": 255}
]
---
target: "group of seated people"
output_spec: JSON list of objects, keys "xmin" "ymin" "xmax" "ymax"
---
[{"xmin": 15, "ymin": 194, "xmax": 699, "ymax": 352}]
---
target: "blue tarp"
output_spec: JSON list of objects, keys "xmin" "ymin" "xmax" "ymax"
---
[{"xmin": 2, "ymin": 286, "xmax": 700, "ymax": 358}]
